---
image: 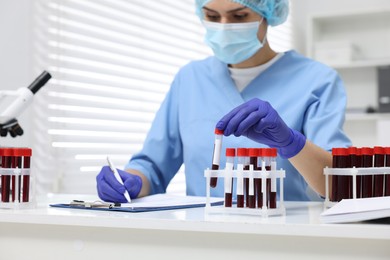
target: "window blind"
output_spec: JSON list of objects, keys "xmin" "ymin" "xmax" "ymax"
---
[{"xmin": 31, "ymin": 0, "xmax": 293, "ymax": 195}]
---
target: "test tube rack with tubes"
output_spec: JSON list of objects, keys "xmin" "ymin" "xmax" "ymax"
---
[
  {"xmin": 0, "ymin": 147, "xmax": 35, "ymax": 209},
  {"xmin": 324, "ymin": 146, "xmax": 390, "ymax": 208},
  {"xmin": 204, "ymin": 147, "xmax": 286, "ymax": 217}
]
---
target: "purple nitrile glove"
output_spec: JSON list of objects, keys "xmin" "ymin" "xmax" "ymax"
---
[
  {"xmin": 96, "ymin": 166, "xmax": 142, "ymax": 203},
  {"xmin": 216, "ymin": 98, "xmax": 306, "ymax": 158}
]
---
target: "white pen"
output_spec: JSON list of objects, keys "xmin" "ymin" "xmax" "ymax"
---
[{"xmin": 106, "ymin": 156, "xmax": 131, "ymax": 203}]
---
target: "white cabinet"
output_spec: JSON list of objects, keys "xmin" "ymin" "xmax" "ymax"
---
[{"xmin": 307, "ymin": 9, "xmax": 390, "ymax": 146}]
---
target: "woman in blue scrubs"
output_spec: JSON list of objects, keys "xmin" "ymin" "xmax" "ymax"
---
[{"xmin": 96, "ymin": 0, "xmax": 351, "ymax": 202}]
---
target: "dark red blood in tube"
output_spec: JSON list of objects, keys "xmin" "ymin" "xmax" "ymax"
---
[
  {"xmin": 1, "ymin": 148, "xmax": 13, "ymax": 202},
  {"xmin": 210, "ymin": 128, "xmax": 224, "ymax": 188},
  {"xmin": 361, "ymin": 147, "xmax": 373, "ymax": 198},
  {"xmin": 255, "ymin": 148, "xmax": 263, "ymax": 208},
  {"xmin": 268, "ymin": 148, "xmax": 277, "ymax": 209},
  {"xmin": 22, "ymin": 148, "xmax": 32, "ymax": 202},
  {"xmin": 248, "ymin": 148, "xmax": 257, "ymax": 209},
  {"xmin": 11, "ymin": 148, "xmax": 24, "ymax": 202},
  {"xmin": 373, "ymin": 146, "xmax": 385, "ymax": 197},
  {"xmin": 331, "ymin": 148, "xmax": 349, "ymax": 202},
  {"xmin": 224, "ymin": 148, "xmax": 235, "ymax": 208},
  {"xmin": 236, "ymin": 148, "xmax": 246, "ymax": 208},
  {"xmin": 385, "ymin": 147, "xmax": 390, "ymax": 196},
  {"xmin": 349, "ymin": 147, "xmax": 363, "ymax": 198}
]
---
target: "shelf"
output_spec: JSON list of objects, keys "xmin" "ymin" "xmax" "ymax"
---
[
  {"xmin": 329, "ymin": 59, "xmax": 390, "ymax": 70},
  {"xmin": 345, "ymin": 113, "xmax": 390, "ymax": 121},
  {"xmin": 307, "ymin": 9, "xmax": 390, "ymax": 64}
]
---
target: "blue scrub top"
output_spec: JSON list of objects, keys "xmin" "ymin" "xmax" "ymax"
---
[{"xmin": 125, "ymin": 50, "xmax": 352, "ymax": 201}]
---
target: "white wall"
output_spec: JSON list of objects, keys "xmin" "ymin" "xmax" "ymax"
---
[{"xmin": 0, "ymin": 0, "xmax": 34, "ymax": 147}]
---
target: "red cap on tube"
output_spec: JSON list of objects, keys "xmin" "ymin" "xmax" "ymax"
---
[
  {"xmin": 348, "ymin": 146, "xmax": 357, "ymax": 155},
  {"xmin": 0, "ymin": 147, "xmax": 13, "ymax": 156},
  {"xmin": 214, "ymin": 128, "xmax": 224, "ymax": 135},
  {"xmin": 332, "ymin": 148, "xmax": 348, "ymax": 156},
  {"xmin": 361, "ymin": 147, "xmax": 373, "ymax": 156},
  {"xmin": 385, "ymin": 147, "xmax": 390, "ymax": 155},
  {"xmin": 226, "ymin": 148, "xmax": 236, "ymax": 157},
  {"xmin": 237, "ymin": 148, "xmax": 248, "ymax": 157},
  {"xmin": 248, "ymin": 148, "xmax": 258, "ymax": 157},
  {"xmin": 263, "ymin": 148, "xmax": 272, "ymax": 157},
  {"xmin": 373, "ymin": 146, "xmax": 385, "ymax": 155}
]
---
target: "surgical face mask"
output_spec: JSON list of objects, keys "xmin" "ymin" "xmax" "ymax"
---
[{"xmin": 203, "ymin": 19, "xmax": 266, "ymax": 64}]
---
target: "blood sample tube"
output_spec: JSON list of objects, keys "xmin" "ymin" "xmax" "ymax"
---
[
  {"xmin": 210, "ymin": 128, "xmax": 223, "ymax": 188},
  {"xmin": 385, "ymin": 147, "xmax": 390, "ymax": 196},
  {"xmin": 331, "ymin": 148, "xmax": 349, "ymax": 202},
  {"xmin": 242, "ymin": 148, "xmax": 250, "ymax": 207},
  {"xmin": 373, "ymin": 146, "xmax": 385, "ymax": 197},
  {"xmin": 256, "ymin": 148, "xmax": 263, "ymax": 208},
  {"xmin": 248, "ymin": 148, "xmax": 257, "ymax": 208},
  {"xmin": 340, "ymin": 147, "xmax": 351, "ymax": 200},
  {"xmin": 224, "ymin": 148, "xmax": 235, "ymax": 207},
  {"xmin": 236, "ymin": 148, "xmax": 246, "ymax": 208},
  {"xmin": 268, "ymin": 148, "xmax": 278, "ymax": 209},
  {"xmin": 361, "ymin": 147, "xmax": 373, "ymax": 198},
  {"xmin": 331, "ymin": 148, "xmax": 340, "ymax": 202},
  {"xmin": 1, "ymin": 148, "xmax": 13, "ymax": 202},
  {"xmin": 263, "ymin": 148, "xmax": 273, "ymax": 208},
  {"xmin": 22, "ymin": 148, "xmax": 32, "ymax": 202},
  {"xmin": 349, "ymin": 147, "xmax": 362, "ymax": 198},
  {"xmin": 11, "ymin": 148, "xmax": 23, "ymax": 202}
]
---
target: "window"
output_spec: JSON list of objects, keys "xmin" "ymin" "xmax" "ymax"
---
[{"xmin": 32, "ymin": 0, "xmax": 293, "ymax": 195}]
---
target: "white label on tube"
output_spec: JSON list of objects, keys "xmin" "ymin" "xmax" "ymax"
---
[
  {"xmin": 224, "ymin": 162, "xmax": 234, "ymax": 193},
  {"xmin": 212, "ymin": 138, "xmax": 222, "ymax": 165},
  {"xmin": 236, "ymin": 164, "xmax": 244, "ymax": 195},
  {"xmin": 271, "ymin": 161, "xmax": 277, "ymax": 171},
  {"xmin": 249, "ymin": 165, "xmax": 254, "ymax": 195},
  {"xmin": 271, "ymin": 177, "xmax": 277, "ymax": 192}
]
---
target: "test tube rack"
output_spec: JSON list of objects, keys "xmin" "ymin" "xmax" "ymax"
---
[
  {"xmin": 0, "ymin": 168, "xmax": 35, "ymax": 209},
  {"xmin": 0, "ymin": 147, "xmax": 35, "ymax": 209},
  {"xmin": 204, "ymin": 164, "xmax": 286, "ymax": 217},
  {"xmin": 323, "ymin": 167, "xmax": 390, "ymax": 208}
]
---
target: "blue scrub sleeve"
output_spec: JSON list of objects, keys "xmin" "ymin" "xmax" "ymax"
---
[
  {"xmin": 124, "ymin": 77, "xmax": 183, "ymax": 195},
  {"xmin": 303, "ymin": 70, "xmax": 352, "ymax": 151}
]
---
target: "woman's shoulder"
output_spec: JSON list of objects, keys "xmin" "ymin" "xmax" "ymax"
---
[
  {"xmin": 283, "ymin": 50, "xmax": 338, "ymax": 75},
  {"xmin": 178, "ymin": 56, "xmax": 215, "ymax": 73}
]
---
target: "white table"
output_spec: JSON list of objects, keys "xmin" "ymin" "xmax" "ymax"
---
[{"xmin": 0, "ymin": 194, "xmax": 389, "ymax": 260}]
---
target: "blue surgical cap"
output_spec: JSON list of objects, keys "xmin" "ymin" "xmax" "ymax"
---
[{"xmin": 195, "ymin": 0, "xmax": 289, "ymax": 26}]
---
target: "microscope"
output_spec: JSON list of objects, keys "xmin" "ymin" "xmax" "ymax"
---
[{"xmin": 0, "ymin": 71, "xmax": 51, "ymax": 137}]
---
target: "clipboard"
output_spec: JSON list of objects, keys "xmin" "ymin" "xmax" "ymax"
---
[{"xmin": 50, "ymin": 194, "xmax": 224, "ymax": 213}]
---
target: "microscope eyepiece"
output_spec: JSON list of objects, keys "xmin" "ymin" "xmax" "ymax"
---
[{"xmin": 28, "ymin": 71, "xmax": 52, "ymax": 94}]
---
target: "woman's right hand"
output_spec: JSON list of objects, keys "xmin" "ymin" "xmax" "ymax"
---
[{"xmin": 96, "ymin": 166, "xmax": 142, "ymax": 203}]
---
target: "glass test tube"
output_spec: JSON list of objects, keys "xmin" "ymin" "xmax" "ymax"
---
[
  {"xmin": 242, "ymin": 149, "xmax": 250, "ymax": 207},
  {"xmin": 236, "ymin": 148, "xmax": 246, "ymax": 208},
  {"xmin": 248, "ymin": 148, "xmax": 257, "ymax": 208},
  {"xmin": 11, "ymin": 148, "xmax": 23, "ymax": 202},
  {"xmin": 332, "ymin": 148, "xmax": 350, "ymax": 202},
  {"xmin": 373, "ymin": 146, "xmax": 385, "ymax": 197},
  {"xmin": 385, "ymin": 147, "xmax": 390, "ymax": 196},
  {"xmin": 338, "ymin": 148, "xmax": 352, "ymax": 201},
  {"xmin": 361, "ymin": 147, "xmax": 373, "ymax": 198},
  {"xmin": 224, "ymin": 148, "xmax": 235, "ymax": 207},
  {"xmin": 268, "ymin": 148, "xmax": 278, "ymax": 209},
  {"xmin": 1, "ymin": 148, "xmax": 13, "ymax": 202},
  {"xmin": 256, "ymin": 148, "xmax": 263, "ymax": 208},
  {"xmin": 349, "ymin": 147, "xmax": 362, "ymax": 198},
  {"xmin": 21, "ymin": 148, "xmax": 32, "ymax": 202},
  {"xmin": 331, "ymin": 148, "xmax": 339, "ymax": 202},
  {"xmin": 210, "ymin": 128, "xmax": 223, "ymax": 188}
]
